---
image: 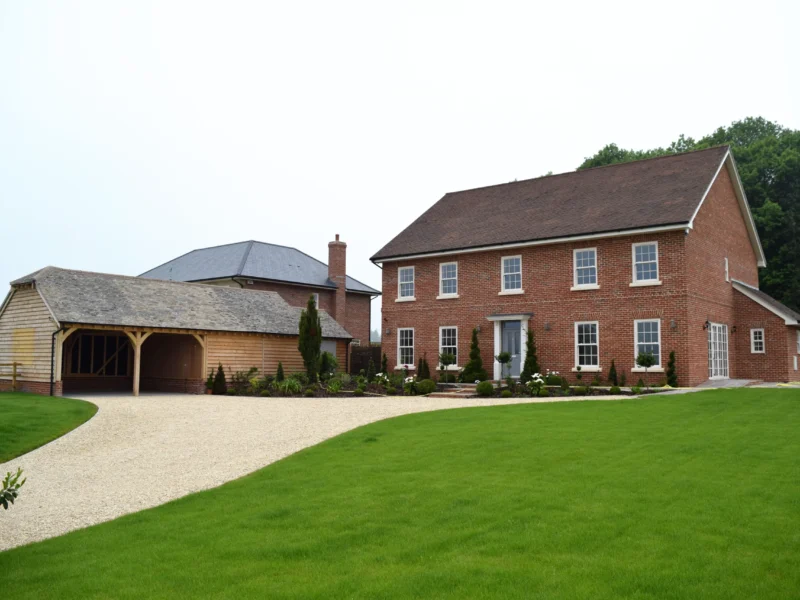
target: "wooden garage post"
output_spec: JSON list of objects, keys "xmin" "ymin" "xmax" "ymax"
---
[
  {"xmin": 125, "ymin": 331, "xmax": 153, "ymax": 397},
  {"xmin": 191, "ymin": 334, "xmax": 207, "ymax": 380}
]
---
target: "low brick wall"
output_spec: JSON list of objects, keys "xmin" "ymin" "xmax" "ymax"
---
[
  {"xmin": 140, "ymin": 377, "xmax": 205, "ymax": 395},
  {"xmin": 0, "ymin": 379, "xmax": 63, "ymax": 396}
]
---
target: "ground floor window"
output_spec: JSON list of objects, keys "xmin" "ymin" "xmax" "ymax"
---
[
  {"xmin": 750, "ymin": 328, "xmax": 765, "ymax": 353},
  {"xmin": 439, "ymin": 327, "xmax": 458, "ymax": 365},
  {"xmin": 635, "ymin": 319, "xmax": 661, "ymax": 366},
  {"xmin": 68, "ymin": 333, "xmax": 131, "ymax": 376},
  {"xmin": 398, "ymin": 328, "xmax": 414, "ymax": 367},
  {"xmin": 574, "ymin": 322, "xmax": 599, "ymax": 367}
]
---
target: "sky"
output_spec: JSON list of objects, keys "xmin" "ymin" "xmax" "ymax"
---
[{"xmin": 1, "ymin": 1, "xmax": 799, "ymax": 333}]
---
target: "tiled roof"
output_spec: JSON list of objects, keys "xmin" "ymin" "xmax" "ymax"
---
[
  {"xmin": 10, "ymin": 267, "xmax": 352, "ymax": 338},
  {"xmin": 140, "ymin": 240, "xmax": 380, "ymax": 295},
  {"xmin": 371, "ymin": 146, "xmax": 731, "ymax": 261}
]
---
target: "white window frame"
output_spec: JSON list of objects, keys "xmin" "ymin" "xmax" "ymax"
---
[
  {"xmin": 396, "ymin": 266, "xmax": 415, "ymax": 302},
  {"xmin": 438, "ymin": 262, "xmax": 459, "ymax": 299},
  {"xmin": 796, "ymin": 330, "xmax": 799, "ymax": 354},
  {"xmin": 724, "ymin": 257, "xmax": 729, "ymax": 282},
  {"xmin": 633, "ymin": 319, "xmax": 663, "ymax": 371},
  {"xmin": 439, "ymin": 326, "xmax": 459, "ymax": 370},
  {"xmin": 396, "ymin": 327, "xmax": 415, "ymax": 369},
  {"xmin": 573, "ymin": 321, "xmax": 600, "ymax": 372},
  {"xmin": 572, "ymin": 247, "xmax": 599, "ymax": 290},
  {"xmin": 630, "ymin": 241, "xmax": 662, "ymax": 287},
  {"xmin": 499, "ymin": 255, "xmax": 524, "ymax": 295},
  {"xmin": 350, "ymin": 338, "xmax": 361, "ymax": 347},
  {"xmin": 750, "ymin": 328, "xmax": 765, "ymax": 354}
]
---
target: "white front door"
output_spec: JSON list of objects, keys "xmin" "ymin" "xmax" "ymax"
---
[{"xmin": 708, "ymin": 323, "xmax": 729, "ymax": 379}]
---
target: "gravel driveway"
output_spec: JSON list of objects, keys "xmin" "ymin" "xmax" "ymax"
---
[{"xmin": 0, "ymin": 392, "xmax": 628, "ymax": 551}]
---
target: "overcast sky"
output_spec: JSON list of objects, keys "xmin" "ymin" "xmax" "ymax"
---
[{"xmin": 2, "ymin": 1, "xmax": 798, "ymax": 332}]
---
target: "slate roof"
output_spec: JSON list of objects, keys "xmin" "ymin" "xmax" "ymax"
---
[
  {"xmin": 140, "ymin": 240, "xmax": 380, "ymax": 295},
  {"xmin": 371, "ymin": 146, "xmax": 731, "ymax": 261},
  {"xmin": 732, "ymin": 280, "xmax": 800, "ymax": 324},
  {"xmin": 10, "ymin": 267, "xmax": 352, "ymax": 338}
]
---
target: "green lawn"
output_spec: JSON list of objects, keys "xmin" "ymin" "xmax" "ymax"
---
[
  {"xmin": 0, "ymin": 393, "xmax": 97, "ymax": 463},
  {"xmin": 2, "ymin": 389, "xmax": 799, "ymax": 599}
]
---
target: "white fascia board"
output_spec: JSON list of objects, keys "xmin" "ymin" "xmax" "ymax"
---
[{"xmin": 732, "ymin": 281, "xmax": 797, "ymax": 325}]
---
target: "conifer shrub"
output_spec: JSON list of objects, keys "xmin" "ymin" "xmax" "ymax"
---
[
  {"xmin": 608, "ymin": 359, "xmax": 618, "ymax": 386},
  {"xmin": 476, "ymin": 381, "xmax": 494, "ymax": 397},
  {"xmin": 666, "ymin": 351, "xmax": 678, "ymax": 387},
  {"xmin": 519, "ymin": 329, "xmax": 540, "ymax": 384},
  {"xmin": 461, "ymin": 328, "xmax": 489, "ymax": 382},
  {"xmin": 212, "ymin": 363, "xmax": 227, "ymax": 395},
  {"xmin": 276, "ymin": 362, "xmax": 285, "ymax": 382}
]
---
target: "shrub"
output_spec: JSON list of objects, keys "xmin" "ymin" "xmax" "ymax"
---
[
  {"xmin": 319, "ymin": 352, "xmax": 338, "ymax": 380},
  {"xmin": 290, "ymin": 372, "xmax": 310, "ymax": 386},
  {"xmin": 619, "ymin": 371, "xmax": 627, "ymax": 387},
  {"xmin": 574, "ymin": 365, "xmax": 583, "ymax": 383},
  {"xmin": 260, "ymin": 390, "xmax": 271, "ymax": 397},
  {"xmin": 212, "ymin": 363, "xmax": 227, "ymax": 395},
  {"xmin": 519, "ymin": 329, "xmax": 540, "ymax": 384},
  {"xmin": 298, "ymin": 295, "xmax": 322, "ymax": 381},
  {"xmin": 495, "ymin": 351, "xmax": 512, "ymax": 382},
  {"xmin": 608, "ymin": 359, "xmax": 618, "ymax": 386},
  {"xmin": 417, "ymin": 379, "xmax": 437, "ymax": 395},
  {"xmin": 635, "ymin": 352, "xmax": 656, "ymax": 388},
  {"xmin": 381, "ymin": 353, "xmax": 388, "ymax": 375},
  {"xmin": 275, "ymin": 378, "xmax": 302, "ymax": 395},
  {"xmin": 461, "ymin": 328, "xmax": 488, "ymax": 382},
  {"xmin": 591, "ymin": 374, "xmax": 602, "ymax": 386},
  {"xmin": 366, "ymin": 357, "xmax": 376, "ymax": 382},
  {"xmin": 205, "ymin": 369, "xmax": 214, "ymax": 391},
  {"xmin": 573, "ymin": 386, "xmax": 587, "ymax": 396},
  {"xmin": 327, "ymin": 379, "xmax": 343, "ymax": 394},
  {"xmin": 339, "ymin": 373, "xmax": 351, "ymax": 385},
  {"xmin": 226, "ymin": 389, "xmax": 238, "ymax": 396},
  {"xmin": 666, "ymin": 351, "xmax": 678, "ymax": 387},
  {"xmin": 526, "ymin": 373, "xmax": 544, "ymax": 397},
  {"xmin": 637, "ymin": 378, "xmax": 645, "ymax": 388},
  {"xmin": 631, "ymin": 385, "xmax": 642, "ymax": 395},
  {"xmin": 403, "ymin": 377, "xmax": 416, "ymax": 395},
  {"xmin": 537, "ymin": 388, "xmax": 550, "ymax": 397},
  {"xmin": 476, "ymin": 381, "xmax": 494, "ymax": 397},
  {"xmin": 437, "ymin": 352, "xmax": 456, "ymax": 382},
  {"xmin": 545, "ymin": 370, "xmax": 561, "ymax": 386},
  {"xmin": 231, "ymin": 367, "xmax": 258, "ymax": 394},
  {"xmin": 439, "ymin": 372, "xmax": 458, "ymax": 383},
  {"xmin": 501, "ymin": 389, "xmax": 513, "ymax": 398},
  {"xmin": 276, "ymin": 362, "xmax": 285, "ymax": 382},
  {"xmin": 1, "ymin": 468, "xmax": 26, "ymax": 510},
  {"xmin": 560, "ymin": 378, "xmax": 569, "ymax": 391},
  {"xmin": 658, "ymin": 378, "xmax": 668, "ymax": 388},
  {"xmin": 417, "ymin": 356, "xmax": 431, "ymax": 380},
  {"xmin": 353, "ymin": 388, "xmax": 364, "ymax": 397},
  {"xmin": 609, "ymin": 385, "xmax": 622, "ymax": 394},
  {"xmin": 304, "ymin": 388, "xmax": 315, "ymax": 397},
  {"xmin": 385, "ymin": 386, "xmax": 397, "ymax": 395}
]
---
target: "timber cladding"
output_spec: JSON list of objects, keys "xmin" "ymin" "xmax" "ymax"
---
[
  {"xmin": 0, "ymin": 287, "xmax": 57, "ymax": 383},
  {"xmin": 206, "ymin": 334, "xmax": 347, "ymax": 379}
]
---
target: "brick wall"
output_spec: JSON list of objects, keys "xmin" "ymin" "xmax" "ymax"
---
[
  {"xmin": 140, "ymin": 377, "xmax": 205, "ymax": 394},
  {"xmin": 0, "ymin": 379, "xmax": 63, "ymax": 396},
  {"xmin": 382, "ymin": 230, "xmax": 690, "ymax": 386},
  {"xmin": 345, "ymin": 293, "xmax": 371, "ymax": 345},
  {"xmin": 732, "ymin": 291, "xmax": 790, "ymax": 382},
  {"xmin": 245, "ymin": 280, "xmax": 335, "ymax": 313}
]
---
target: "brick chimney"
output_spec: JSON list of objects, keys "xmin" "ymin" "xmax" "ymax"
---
[{"xmin": 328, "ymin": 234, "xmax": 347, "ymax": 327}]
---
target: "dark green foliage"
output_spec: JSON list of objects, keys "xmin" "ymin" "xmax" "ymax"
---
[
  {"xmin": 495, "ymin": 351, "xmax": 511, "ymax": 384},
  {"xmin": 213, "ymin": 363, "xmax": 227, "ymax": 395},
  {"xmin": 591, "ymin": 375, "xmax": 602, "ymax": 387},
  {"xmin": 205, "ymin": 370, "xmax": 214, "ymax": 390},
  {"xmin": 666, "ymin": 351, "xmax": 678, "ymax": 387},
  {"xmin": 620, "ymin": 371, "xmax": 627, "ymax": 387},
  {"xmin": 417, "ymin": 379, "xmax": 437, "ymax": 395},
  {"xmin": 381, "ymin": 353, "xmax": 388, "ymax": 374},
  {"xmin": 637, "ymin": 378, "xmax": 645, "ymax": 388},
  {"xmin": 476, "ymin": 381, "xmax": 494, "ymax": 397},
  {"xmin": 573, "ymin": 386, "xmax": 587, "ymax": 396},
  {"xmin": 610, "ymin": 385, "xmax": 622, "ymax": 395},
  {"xmin": 537, "ymin": 388, "xmax": 550, "ymax": 397},
  {"xmin": 353, "ymin": 388, "xmax": 364, "ymax": 397},
  {"xmin": 560, "ymin": 378, "xmax": 569, "ymax": 391},
  {"xmin": 1, "ymin": 468, "xmax": 25, "ymax": 510},
  {"xmin": 276, "ymin": 362, "xmax": 285, "ymax": 382},
  {"xmin": 298, "ymin": 295, "xmax": 322, "ymax": 381},
  {"xmin": 461, "ymin": 328, "xmax": 489, "ymax": 382},
  {"xmin": 260, "ymin": 390, "xmax": 271, "ymax": 397},
  {"xmin": 417, "ymin": 356, "xmax": 431, "ymax": 380},
  {"xmin": 366, "ymin": 358, "xmax": 376, "ymax": 382},
  {"xmin": 501, "ymin": 390, "xmax": 513, "ymax": 398},
  {"xmin": 608, "ymin": 360, "xmax": 618, "ymax": 386},
  {"xmin": 304, "ymin": 388, "xmax": 315, "ymax": 397},
  {"xmin": 519, "ymin": 329, "xmax": 540, "ymax": 384},
  {"xmin": 385, "ymin": 386, "xmax": 397, "ymax": 395},
  {"xmin": 231, "ymin": 367, "xmax": 258, "ymax": 394},
  {"xmin": 580, "ymin": 117, "xmax": 800, "ymax": 312},
  {"xmin": 319, "ymin": 352, "xmax": 337, "ymax": 380}
]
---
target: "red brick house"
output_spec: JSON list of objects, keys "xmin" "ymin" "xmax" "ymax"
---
[
  {"xmin": 371, "ymin": 146, "xmax": 800, "ymax": 386},
  {"xmin": 140, "ymin": 235, "xmax": 380, "ymax": 347}
]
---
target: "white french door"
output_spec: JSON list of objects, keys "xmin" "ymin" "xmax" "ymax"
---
[{"xmin": 707, "ymin": 323, "xmax": 729, "ymax": 379}]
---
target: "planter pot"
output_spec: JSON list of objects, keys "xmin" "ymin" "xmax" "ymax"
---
[{"xmin": 205, "ymin": 388, "xmax": 213, "ymax": 395}]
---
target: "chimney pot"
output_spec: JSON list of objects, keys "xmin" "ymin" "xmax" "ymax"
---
[{"xmin": 335, "ymin": 234, "xmax": 340, "ymax": 241}]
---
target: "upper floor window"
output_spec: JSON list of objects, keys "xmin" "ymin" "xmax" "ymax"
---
[
  {"xmin": 634, "ymin": 319, "xmax": 661, "ymax": 367},
  {"xmin": 632, "ymin": 242, "xmax": 660, "ymax": 284},
  {"xmin": 573, "ymin": 248, "xmax": 598, "ymax": 289},
  {"xmin": 398, "ymin": 328, "xmax": 414, "ymax": 366},
  {"xmin": 439, "ymin": 326, "xmax": 458, "ymax": 366},
  {"xmin": 574, "ymin": 321, "xmax": 599, "ymax": 368},
  {"xmin": 397, "ymin": 266, "xmax": 415, "ymax": 300},
  {"xmin": 439, "ymin": 262, "xmax": 458, "ymax": 297},
  {"xmin": 750, "ymin": 328, "xmax": 765, "ymax": 354},
  {"xmin": 501, "ymin": 256, "xmax": 522, "ymax": 293},
  {"xmin": 724, "ymin": 257, "xmax": 729, "ymax": 282}
]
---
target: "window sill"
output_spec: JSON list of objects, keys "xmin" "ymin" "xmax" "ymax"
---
[
  {"xmin": 629, "ymin": 280, "xmax": 662, "ymax": 288},
  {"xmin": 394, "ymin": 365, "xmax": 416, "ymax": 371},
  {"xmin": 570, "ymin": 284, "xmax": 600, "ymax": 291},
  {"xmin": 436, "ymin": 294, "xmax": 460, "ymax": 300},
  {"xmin": 395, "ymin": 297, "xmax": 416, "ymax": 303},
  {"xmin": 750, "ymin": 351, "xmax": 765, "ymax": 355},
  {"xmin": 572, "ymin": 366, "xmax": 602, "ymax": 373},
  {"xmin": 498, "ymin": 289, "xmax": 525, "ymax": 296},
  {"xmin": 437, "ymin": 365, "xmax": 462, "ymax": 371},
  {"xmin": 631, "ymin": 367, "xmax": 664, "ymax": 373}
]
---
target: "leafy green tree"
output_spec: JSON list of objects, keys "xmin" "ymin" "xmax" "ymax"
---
[
  {"xmin": 298, "ymin": 295, "xmax": 322, "ymax": 381},
  {"xmin": 608, "ymin": 359, "xmax": 618, "ymax": 386},
  {"xmin": 666, "ymin": 351, "xmax": 678, "ymax": 387},
  {"xmin": 461, "ymin": 328, "xmax": 488, "ymax": 382},
  {"xmin": 636, "ymin": 352, "xmax": 657, "ymax": 389},
  {"xmin": 519, "ymin": 329, "xmax": 541, "ymax": 384}
]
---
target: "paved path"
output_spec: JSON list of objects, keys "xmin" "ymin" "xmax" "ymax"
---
[{"xmin": 0, "ymin": 392, "xmax": 630, "ymax": 551}]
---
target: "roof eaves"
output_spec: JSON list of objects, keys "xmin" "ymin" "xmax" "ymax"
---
[{"xmin": 732, "ymin": 280, "xmax": 799, "ymax": 325}]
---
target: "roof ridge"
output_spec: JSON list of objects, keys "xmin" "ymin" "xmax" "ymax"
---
[
  {"xmin": 443, "ymin": 145, "xmax": 731, "ymax": 197},
  {"xmin": 236, "ymin": 241, "xmax": 255, "ymax": 276}
]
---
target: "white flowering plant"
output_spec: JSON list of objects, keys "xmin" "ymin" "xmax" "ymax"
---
[
  {"xmin": 527, "ymin": 373, "xmax": 545, "ymax": 396},
  {"xmin": 403, "ymin": 375, "xmax": 417, "ymax": 395},
  {"xmin": 374, "ymin": 373, "xmax": 390, "ymax": 387}
]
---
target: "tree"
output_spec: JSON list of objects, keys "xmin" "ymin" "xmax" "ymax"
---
[
  {"xmin": 636, "ymin": 352, "xmax": 657, "ymax": 389},
  {"xmin": 366, "ymin": 357, "xmax": 376, "ymax": 381},
  {"xmin": 417, "ymin": 355, "xmax": 431, "ymax": 380},
  {"xmin": 579, "ymin": 117, "xmax": 800, "ymax": 312},
  {"xmin": 298, "ymin": 294, "xmax": 322, "ymax": 381},
  {"xmin": 438, "ymin": 352, "xmax": 455, "ymax": 382},
  {"xmin": 276, "ymin": 361, "xmax": 285, "ymax": 382},
  {"xmin": 461, "ymin": 328, "xmax": 488, "ymax": 382},
  {"xmin": 519, "ymin": 329, "xmax": 541, "ymax": 383},
  {"xmin": 608, "ymin": 359, "xmax": 618, "ymax": 386},
  {"xmin": 495, "ymin": 352, "xmax": 511, "ymax": 388},
  {"xmin": 666, "ymin": 351, "xmax": 678, "ymax": 387},
  {"xmin": 212, "ymin": 363, "xmax": 227, "ymax": 395},
  {"xmin": 381, "ymin": 353, "xmax": 388, "ymax": 375}
]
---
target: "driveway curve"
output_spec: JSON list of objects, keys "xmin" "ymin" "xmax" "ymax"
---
[{"xmin": 0, "ymin": 392, "xmax": 627, "ymax": 551}]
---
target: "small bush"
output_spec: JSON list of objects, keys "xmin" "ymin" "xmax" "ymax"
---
[
  {"xmin": 439, "ymin": 372, "xmax": 458, "ymax": 383},
  {"xmin": 353, "ymin": 388, "xmax": 364, "ymax": 397},
  {"xmin": 327, "ymin": 379, "xmax": 343, "ymax": 394},
  {"xmin": 609, "ymin": 385, "xmax": 622, "ymax": 394},
  {"xmin": 573, "ymin": 386, "xmax": 587, "ymax": 396},
  {"xmin": 276, "ymin": 362, "xmax": 285, "ymax": 382},
  {"xmin": 537, "ymin": 388, "xmax": 550, "ymax": 397},
  {"xmin": 274, "ymin": 378, "xmax": 303, "ymax": 395},
  {"xmin": 339, "ymin": 373, "xmax": 351, "ymax": 385},
  {"xmin": 560, "ymin": 378, "xmax": 569, "ymax": 391},
  {"xmin": 357, "ymin": 383, "xmax": 367, "ymax": 393},
  {"xmin": 260, "ymin": 390, "xmax": 271, "ymax": 397},
  {"xmin": 304, "ymin": 388, "xmax": 315, "ymax": 397},
  {"xmin": 637, "ymin": 378, "xmax": 645, "ymax": 388},
  {"xmin": 501, "ymin": 389, "xmax": 513, "ymax": 398},
  {"xmin": 226, "ymin": 389, "xmax": 238, "ymax": 396},
  {"xmin": 476, "ymin": 381, "xmax": 494, "ymax": 397},
  {"xmin": 545, "ymin": 374, "xmax": 561, "ymax": 386},
  {"xmin": 631, "ymin": 386, "xmax": 642, "ymax": 395},
  {"xmin": 620, "ymin": 371, "xmax": 627, "ymax": 387},
  {"xmin": 385, "ymin": 386, "xmax": 397, "ymax": 395},
  {"xmin": 213, "ymin": 364, "xmax": 227, "ymax": 395},
  {"xmin": 291, "ymin": 372, "xmax": 310, "ymax": 386},
  {"xmin": 417, "ymin": 379, "xmax": 437, "ymax": 395},
  {"xmin": 366, "ymin": 357, "xmax": 376, "ymax": 381},
  {"xmin": 666, "ymin": 350, "xmax": 678, "ymax": 387},
  {"xmin": 591, "ymin": 375, "xmax": 602, "ymax": 386},
  {"xmin": 608, "ymin": 359, "xmax": 618, "ymax": 386},
  {"xmin": 658, "ymin": 378, "xmax": 667, "ymax": 388}
]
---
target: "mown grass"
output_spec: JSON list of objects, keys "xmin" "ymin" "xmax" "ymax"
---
[
  {"xmin": 2, "ymin": 389, "xmax": 799, "ymax": 599},
  {"xmin": 0, "ymin": 392, "xmax": 97, "ymax": 462}
]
